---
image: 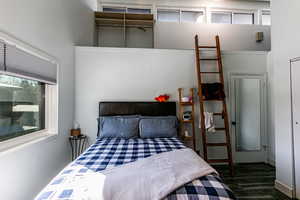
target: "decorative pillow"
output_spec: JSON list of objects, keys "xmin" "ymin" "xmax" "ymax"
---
[
  {"xmin": 139, "ymin": 116, "xmax": 178, "ymax": 138},
  {"xmin": 98, "ymin": 116, "xmax": 139, "ymax": 139}
]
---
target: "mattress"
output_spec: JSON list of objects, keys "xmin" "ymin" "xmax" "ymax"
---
[{"xmin": 35, "ymin": 137, "xmax": 236, "ymax": 200}]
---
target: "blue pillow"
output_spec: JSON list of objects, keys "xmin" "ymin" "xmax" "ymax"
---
[
  {"xmin": 139, "ymin": 116, "xmax": 178, "ymax": 138},
  {"xmin": 98, "ymin": 116, "xmax": 139, "ymax": 139}
]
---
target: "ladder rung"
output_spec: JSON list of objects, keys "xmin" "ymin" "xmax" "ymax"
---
[
  {"xmin": 200, "ymin": 58, "xmax": 220, "ymax": 61},
  {"xmin": 201, "ymin": 98, "xmax": 224, "ymax": 101},
  {"xmin": 213, "ymin": 113, "xmax": 223, "ymax": 116},
  {"xmin": 208, "ymin": 159, "xmax": 229, "ymax": 163},
  {"xmin": 180, "ymin": 120, "xmax": 193, "ymax": 123},
  {"xmin": 180, "ymin": 102, "xmax": 193, "ymax": 106},
  {"xmin": 200, "ymin": 72, "xmax": 220, "ymax": 74},
  {"xmin": 198, "ymin": 46, "xmax": 217, "ymax": 48},
  {"xmin": 206, "ymin": 143, "xmax": 228, "ymax": 147},
  {"xmin": 215, "ymin": 128, "xmax": 226, "ymax": 131},
  {"xmin": 183, "ymin": 136, "xmax": 193, "ymax": 141}
]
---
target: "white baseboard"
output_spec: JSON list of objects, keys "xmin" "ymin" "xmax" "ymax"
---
[{"xmin": 274, "ymin": 180, "xmax": 294, "ymax": 198}]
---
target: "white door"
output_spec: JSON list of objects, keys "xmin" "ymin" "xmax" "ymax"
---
[
  {"xmin": 291, "ymin": 59, "xmax": 300, "ymax": 198},
  {"xmin": 230, "ymin": 74, "xmax": 267, "ymax": 163}
]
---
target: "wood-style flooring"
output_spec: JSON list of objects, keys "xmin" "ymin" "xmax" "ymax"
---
[{"xmin": 214, "ymin": 163, "xmax": 291, "ymax": 200}]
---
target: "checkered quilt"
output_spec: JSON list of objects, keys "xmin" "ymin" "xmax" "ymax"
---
[{"xmin": 35, "ymin": 137, "xmax": 236, "ymax": 200}]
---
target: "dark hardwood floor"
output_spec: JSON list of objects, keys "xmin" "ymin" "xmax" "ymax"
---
[{"xmin": 214, "ymin": 163, "xmax": 291, "ymax": 200}]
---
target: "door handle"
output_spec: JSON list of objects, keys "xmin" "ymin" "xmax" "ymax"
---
[{"xmin": 232, "ymin": 121, "xmax": 236, "ymax": 125}]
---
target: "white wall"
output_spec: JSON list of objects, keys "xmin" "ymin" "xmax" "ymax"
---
[
  {"xmin": 75, "ymin": 47, "xmax": 271, "ymax": 162},
  {"xmin": 98, "ymin": 23, "xmax": 270, "ymax": 50},
  {"xmin": 155, "ymin": 23, "xmax": 270, "ymax": 50},
  {"xmin": 267, "ymin": 52, "xmax": 275, "ymax": 165},
  {"xmin": 271, "ymin": 0, "xmax": 300, "ymax": 197},
  {"xmin": 0, "ymin": 0, "xmax": 95, "ymax": 200},
  {"xmin": 98, "ymin": 27, "xmax": 153, "ymax": 48}
]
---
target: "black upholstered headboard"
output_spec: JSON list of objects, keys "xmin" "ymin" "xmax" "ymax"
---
[{"xmin": 99, "ymin": 102, "xmax": 176, "ymax": 117}]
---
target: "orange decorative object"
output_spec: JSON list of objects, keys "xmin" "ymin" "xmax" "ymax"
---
[{"xmin": 154, "ymin": 94, "xmax": 170, "ymax": 102}]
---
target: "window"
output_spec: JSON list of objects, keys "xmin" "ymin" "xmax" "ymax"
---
[
  {"xmin": 102, "ymin": 7, "xmax": 151, "ymax": 14},
  {"xmin": 212, "ymin": 11, "xmax": 255, "ymax": 25},
  {"xmin": 211, "ymin": 12, "xmax": 232, "ymax": 24},
  {"xmin": 181, "ymin": 11, "xmax": 204, "ymax": 23},
  {"xmin": 103, "ymin": 7, "xmax": 126, "ymax": 13},
  {"xmin": 262, "ymin": 10, "xmax": 271, "ymax": 25},
  {"xmin": 0, "ymin": 75, "xmax": 45, "ymax": 142},
  {"xmin": 127, "ymin": 8, "xmax": 151, "ymax": 14},
  {"xmin": 0, "ymin": 35, "xmax": 57, "ymax": 150},
  {"xmin": 157, "ymin": 9, "xmax": 180, "ymax": 22},
  {"xmin": 233, "ymin": 13, "xmax": 254, "ymax": 25}
]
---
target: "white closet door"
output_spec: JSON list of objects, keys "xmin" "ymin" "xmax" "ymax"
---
[
  {"xmin": 291, "ymin": 59, "xmax": 300, "ymax": 198},
  {"xmin": 229, "ymin": 74, "xmax": 267, "ymax": 163}
]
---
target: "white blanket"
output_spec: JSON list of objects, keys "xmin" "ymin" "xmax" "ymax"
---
[
  {"xmin": 101, "ymin": 148, "xmax": 216, "ymax": 200},
  {"xmin": 44, "ymin": 149, "xmax": 217, "ymax": 200}
]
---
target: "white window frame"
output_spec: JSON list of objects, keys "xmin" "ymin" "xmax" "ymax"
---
[
  {"xmin": 156, "ymin": 6, "xmax": 206, "ymax": 23},
  {"xmin": 260, "ymin": 9, "xmax": 271, "ymax": 26},
  {"xmin": 0, "ymin": 32, "xmax": 59, "ymax": 154},
  {"xmin": 97, "ymin": 1, "xmax": 268, "ymax": 26},
  {"xmin": 126, "ymin": 7, "xmax": 152, "ymax": 14},
  {"xmin": 100, "ymin": 3, "xmax": 153, "ymax": 14},
  {"xmin": 210, "ymin": 10, "xmax": 233, "ymax": 24},
  {"xmin": 233, "ymin": 12, "xmax": 255, "ymax": 25},
  {"xmin": 209, "ymin": 8, "xmax": 257, "ymax": 25},
  {"xmin": 180, "ymin": 8, "xmax": 206, "ymax": 24},
  {"xmin": 156, "ymin": 8, "xmax": 181, "ymax": 23},
  {"xmin": 102, "ymin": 6, "xmax": 127, "ymax": 13}
]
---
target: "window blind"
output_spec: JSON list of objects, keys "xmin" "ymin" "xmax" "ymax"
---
[{"xmin": 0, "ymin": 41, "xmax": 57, "ymax": 84}]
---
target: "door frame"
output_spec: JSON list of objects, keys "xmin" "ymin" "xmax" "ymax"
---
[
  {"xmin": 228, "ymin": 73, "xmax": 268, "ymax": 163},
  {"xmin": 289, "ymin": 57, "xmax": 300, "ymax": 198}
]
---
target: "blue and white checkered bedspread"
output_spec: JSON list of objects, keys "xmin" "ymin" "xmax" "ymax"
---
[{"xmin": 35, "ymin": 137, "xmax": 236, "ymax": 200}]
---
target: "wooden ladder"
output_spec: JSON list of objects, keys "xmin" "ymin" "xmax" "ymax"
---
[{"xmin": 194, "ymin": 35, "xmax": 234, "ymax": 176}]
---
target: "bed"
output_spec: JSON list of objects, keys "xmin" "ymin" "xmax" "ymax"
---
[{"xmin": 35, "ymin": 102, "xmax": 236, "ymax": 200}]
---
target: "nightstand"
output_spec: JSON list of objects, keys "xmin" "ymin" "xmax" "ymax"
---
[{"xmin": 69, "ymin": 135, "xmax": 87, "ymax": 161}]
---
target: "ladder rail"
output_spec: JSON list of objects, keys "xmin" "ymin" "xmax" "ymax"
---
[
  {"xmin": 216, "ymin": 36, "xmax": 234, "ymax": 174},
  {"xmin": 190, "ymin": 88, "xmax": 196, "ymax": 151},
  {"xmin": 194, "ymin": 35, "xmax": 208, "ymax": 161},
  {"xmin": 194, "ymin": 35, "xmax": 234, "ymax": 176},
  {"xmin": 215, "ymin": 36, "xmax": 225, "ymax": 84}
]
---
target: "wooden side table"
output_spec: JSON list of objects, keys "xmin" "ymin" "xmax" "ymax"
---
[
  {"xmin": 178, "ymin": 88, "xmax": 196, "ymax": 151},
  {"xmin": 69, "ymin": 135, "xmax": 87, "ymax": 161}
]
